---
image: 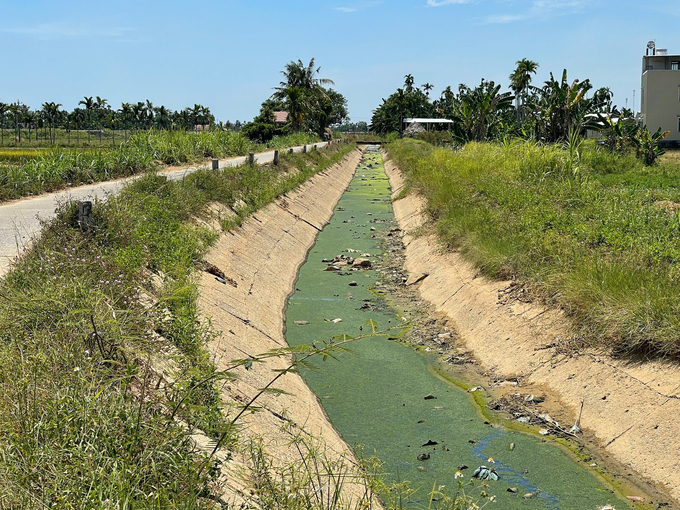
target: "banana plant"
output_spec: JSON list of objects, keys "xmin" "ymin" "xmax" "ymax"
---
[
  {"xmin": 597, "ymin": 115, "xmax": 669, "ymax": 165},
  {"xmin": 448, "ymin": 79, "xmax": 514, "ymax": 143},
  {"xmin": 531, "ymin": 69, "xmax": 601, "ymax": 142},
  {"xmin": 629, "ymin": 126, "xmax": 670, "ymax": 166}
]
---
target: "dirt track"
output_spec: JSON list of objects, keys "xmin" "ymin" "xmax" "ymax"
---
[{"xmin": 383, "ymin": 153, "xmax": 680, "ymax": 507}]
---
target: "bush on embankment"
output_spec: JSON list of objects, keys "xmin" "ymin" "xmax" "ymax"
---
[
  {"xmin": 0, "ymin": 130, "xmax": 320, "ymax": 202},
  {"xmin": 389, "ymin": 138, "xmax": 680, "ymax": 358},
  {"xmin": 0, "ymin": 143, "xmax": 353, "ymax": 507}
]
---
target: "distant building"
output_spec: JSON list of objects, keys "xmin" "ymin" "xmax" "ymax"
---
[
  {"xmin": 273, "ymin": 111, "xmax": 289, "ymax": 125},
  {"xmin": 640, "ymin": 42, "xmax": 680, "ymax": 144}
]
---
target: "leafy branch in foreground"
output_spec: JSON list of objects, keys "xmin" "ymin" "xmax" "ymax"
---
[{"xmin": 199, "ymin": 321, "xmax": 391, "ymax": 472}]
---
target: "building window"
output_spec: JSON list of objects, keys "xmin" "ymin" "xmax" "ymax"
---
[{"xmin": 673, "ymin": 62, "xmax": 680, "ymax": 70}]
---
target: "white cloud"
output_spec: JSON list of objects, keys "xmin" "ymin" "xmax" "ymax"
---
[
  {"xmin": 481, "ymin": 0, "xmax": 590, "ymax": 23},
  {"xmin": 427, "ymin": 0, "xmax": 473, "ymax": 5}
]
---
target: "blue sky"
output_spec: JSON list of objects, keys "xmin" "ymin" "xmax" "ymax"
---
[{"xmin": 1, "ymin": 1, "xmax": 679, "ymax": 124}]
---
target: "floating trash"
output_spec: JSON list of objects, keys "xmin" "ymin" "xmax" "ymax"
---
[{"xmin": 472, "ymin": 465, "xmax": 499, "ymax": 481}]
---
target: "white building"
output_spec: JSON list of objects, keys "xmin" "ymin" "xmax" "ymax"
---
[{"xmin": 640, "ymin": 42, "xmax": 680, "ymax": 144}]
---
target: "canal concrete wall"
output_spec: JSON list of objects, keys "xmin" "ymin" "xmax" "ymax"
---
[
  {"xmin": 383, "ymin": 153, "xmax": 680, "ymax": 506},
  {"xmin": 196, "ymin": 148, "xmax": 378, "ymax": 506}
]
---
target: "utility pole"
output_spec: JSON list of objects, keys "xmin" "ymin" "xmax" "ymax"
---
[{"xmin": 633, "ymin": 90, "xmax": 636, "ymax": 114}]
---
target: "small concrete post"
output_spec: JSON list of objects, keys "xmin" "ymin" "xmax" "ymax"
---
[
  {"xmin": 273, "ymin": 150, "xmax": 279, "ymax": 166},
  {"xmin": 289, "ymin": 148, "xmax": 294, "ymax": 154},
  {"xmin": 302, "ymin": 145, "xmax": 307, "ymax": 153},
  {"xmin": 78, "ymin": 200, "xmax": 93, "ymax": 231},
  {"xmin": 248, "ymin": 152, "xmax": 255, "ymax": 165},
  {"xmin": 211, "ymin": 158, "xmax": 219, "ymax": 170}
]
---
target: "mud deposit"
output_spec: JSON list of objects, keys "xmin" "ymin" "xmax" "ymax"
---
[{"xmin": 285, "ymin": 151, "xmax": 631, "ymax": 509}]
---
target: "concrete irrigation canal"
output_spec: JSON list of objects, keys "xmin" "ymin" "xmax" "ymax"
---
[{"xmin": 284, "ymin": 149, "xmax": 629, "ymax": 509}]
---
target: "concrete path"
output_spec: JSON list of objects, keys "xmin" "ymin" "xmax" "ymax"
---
[{"xmin": 0, "ymin": 142, "xmax": 328, "ymax": 276}]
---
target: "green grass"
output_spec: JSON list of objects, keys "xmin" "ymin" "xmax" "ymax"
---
[
  {"xmin": 0, "ymin": 143, "xmax": 355, "ymax": 508},
  {"xmin": 388, "ymin": 137, "xmax": 680, "ymax": 358},
  {"xmin": 0, "ymin": 130, "xmax": 320, "ymax": 202}
]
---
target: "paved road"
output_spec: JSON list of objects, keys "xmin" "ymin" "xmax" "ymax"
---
[{"xmin": 0, "ymin": 142, "xmax": 329, "ymax": 276}]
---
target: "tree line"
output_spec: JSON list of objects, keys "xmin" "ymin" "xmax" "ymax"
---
[
  {"xmin": 0, "ymin": 97, "xmax": 219, "ymax": 144},
  {"xmin": 370, "ymin": 60, "xmax": 629, "ymax": 144}
]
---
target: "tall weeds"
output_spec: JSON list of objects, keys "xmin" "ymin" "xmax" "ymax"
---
[
  {"xmin": 0, "ymin": 143, "xmax": 352, "ymax": 507},
  {"xmin": 389, "ymin": 138, "xmax": 680, "ymax": 357}
]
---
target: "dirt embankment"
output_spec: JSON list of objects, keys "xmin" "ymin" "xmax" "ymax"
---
[
  {"xmin": 196, "ymin": 148, "xmax": 377, "ymax": 506},
  {"xmin": 383, "ymin": 154, "xmax": 680, "ymax": 506}
]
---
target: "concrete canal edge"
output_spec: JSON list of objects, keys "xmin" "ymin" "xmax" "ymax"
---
[
  {"xmin": 195, "ymin": 147, "xmax": 381, "ymax": 506},
  {"xmin": 383, "ymin": 152, "xmax": 680, "ymax": 506}
]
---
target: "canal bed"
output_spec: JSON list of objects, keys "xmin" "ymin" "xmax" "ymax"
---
[{"xmin": 284, "ymin": 150, "xmax": 628, "ymax": 509}]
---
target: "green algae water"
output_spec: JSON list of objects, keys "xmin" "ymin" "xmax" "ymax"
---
[{"xmin": 285, "ymin": 151, "xmax": 626, "ymax": 509}]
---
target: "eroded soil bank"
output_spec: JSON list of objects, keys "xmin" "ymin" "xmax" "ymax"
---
[
  {"xmin": 196, "ymin": 148, "xmax": 378, "ymax": 506},
  {"xmin": 383, "ymin": 152, "xmax": 680, "ymax": 508}
]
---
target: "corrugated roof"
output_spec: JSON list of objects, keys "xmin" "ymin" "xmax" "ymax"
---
[
  {"xmin": 274, "ymin": 111, "xmax": 289, "ymax": 123},
  {"xmin": 403, "ymin": 118, "xmax": 454, "ymax": 124}
]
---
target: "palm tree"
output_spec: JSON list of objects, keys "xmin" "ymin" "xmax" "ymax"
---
[
  {"xmin": 273, "ymin": 58, "xmax": 335, "ymax": 134},
  {"xmin": 282, "ymin": 87, "xmax": 311, "ymax": 131},
  {"xmin": 41, "ymin": 102, "xmax": 62, "ymax": 144},
  {"xmin": 107, "ymin": 112, "xmax": 117, "ymax": 145},
  {"xmin": 94, "ymin": 97, "xmax": 108, "ymax": 140},
  {"xmin": 8, "ymin": 103, "xmax": 21, "ymax": 142},
  {"xmin": 509, "ymin": 59, "xmax": 539, "ymax": 126},
  {"xmin": 118, "ymin": 102, "xmax": 133, "ymax": 137},
  {"xmin": 0, "ymin": 102, "xmax": 7, "ymax": 145},
  {"xmin": 155, "ymin": 105, "xmax": 170, "ymax": 129},
  {"xmin": 276, "ymin": 58, "xmax": 334, "ymax": 92},
  {"xmin": 71, "ymin": 110, "xmax": 85, "ymax": 144},
  {"xmin": 79, "ymin": 96, "xmax": 95, "ymax": 142},
  {"xmin": 422, "ymin": 83, "xmax": 434, "ymax": 97},
  {"xmin": 23, "ymin": 111, "xmax": 35, "ymax": 142},
  {"xmin": 132, "ymin": 102, "xmax": 147, "ymax": 131},
  {"xmin": 145, "ymin": 100, "xmax": 154, "ymax": 129},
  {"xmin": 404, "ymin": 74, "xmax": 414, "ymax": 92}
]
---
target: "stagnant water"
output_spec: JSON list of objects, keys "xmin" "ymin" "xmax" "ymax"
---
[{"xmin": 285, "ymin": 151, "xmax": 627, "ymax": 509}]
